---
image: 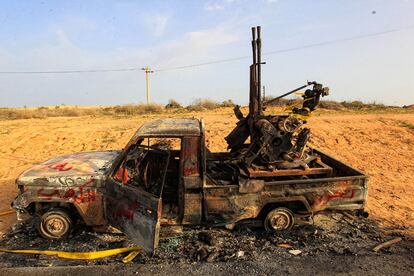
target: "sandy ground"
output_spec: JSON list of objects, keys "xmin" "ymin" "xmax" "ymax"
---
[{"xmin": 0, "ymin": 108, "xmax": 413, "ymax": 236}]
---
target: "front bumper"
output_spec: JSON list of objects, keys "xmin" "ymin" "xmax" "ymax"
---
[{"xmin": 11, "ymin": 193, "xmax": 30, "ymax": 221}]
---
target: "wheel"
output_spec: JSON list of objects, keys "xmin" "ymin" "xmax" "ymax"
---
[
  {"xmin": 263, "ymin": 207, "xmax": 295, "ymax": 233},
  {"xmin": 37, "ymin": 208, "xmax": 73, "ymax": 239}
]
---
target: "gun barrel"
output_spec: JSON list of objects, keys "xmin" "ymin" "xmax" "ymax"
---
[{"xmin": 264, "ymin": 83, "xmax": 311, "ymax": 106}]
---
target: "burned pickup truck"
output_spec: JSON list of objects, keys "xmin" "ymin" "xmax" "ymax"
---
[
  {"xmin": 12, "ymin": 118, "xmax": 368, "ymax": 253},
  {"xmin": 12, "ymin": 26, "xmax": 368, "ymax": 254}
]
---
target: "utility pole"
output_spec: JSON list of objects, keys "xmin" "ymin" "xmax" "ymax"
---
[{"xmin": 141, "ymin": 66, "xmax": 154, "ymax": 104}]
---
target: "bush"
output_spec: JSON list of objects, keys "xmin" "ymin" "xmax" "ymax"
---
[
  {"xmin": 186, "ymin": 99, "xmax": 221, "ymax": 111},
  {"xmin": 112, "ymin": 103, "xmax": 163, "ymax": 115},
  {"xmin": 340, "ymin": 101, "xmax": 386, "ymax": 110},
  {"xmin": 221, "ymin": 99, "xmax": 235, "ymax": 107},
  {"xmin": 263, "ymin": 96, "xmax": 296, "ymax": 107},
  {"xmin": 0, "ymin": 107, "xmax": 85, "ymax": 120},
  {"xmin": 165, "ymin": 99, "xmax": 183, "ymax": 109},
  {"xmin": 341, "ymin": 101, "xmax": 365, "ymax": 110},
  {"xmin": 318, "ymin": 100, "xmax": 344, "ymax": 110}
]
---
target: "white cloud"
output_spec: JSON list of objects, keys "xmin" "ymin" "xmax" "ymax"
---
[
  {"xmin": 204, "ymin": 0, "xmax": 240, "ymax": 12},
  {"xmin": 55, "ymin": 28, "xmax": 75, "ymax": 48},
  {"xmin": 151, "ymin": 25, "xmax": 241, "ymax": 69},
  {"xmin": 204, "ymin": 2, "xmax": 225, "ymax": 11},
  {"xmin": 143, "ymin": 13, "xmax": 171, "ymax": 37}
]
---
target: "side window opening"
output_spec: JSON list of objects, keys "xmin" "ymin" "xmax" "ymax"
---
[{"xmin": 114, "ymin": 137, "xmax": 182, "ymax": 221}]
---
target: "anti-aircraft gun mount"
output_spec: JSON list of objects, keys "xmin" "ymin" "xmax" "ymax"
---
[{"xmin": 225, "ymin": 26, "xmax": 331, "ymax": 177}]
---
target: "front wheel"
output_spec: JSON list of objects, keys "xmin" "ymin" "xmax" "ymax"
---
[
  {"xmin": 263, "ymin": 207, "xmax": 295, "ymax": 233},
  {"xmin": 37, "ymin": 208, "xmax": 73, "ymax": 239}
]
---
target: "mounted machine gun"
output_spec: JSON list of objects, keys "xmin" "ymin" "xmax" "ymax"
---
[{"xmin": 225, "ymin": 26, "xmax": 329, "ymax": 173}]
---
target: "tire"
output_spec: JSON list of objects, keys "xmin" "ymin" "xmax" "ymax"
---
[
  {"xmin": 37, "ymin": 208, "xmax": 73, "ymax": 239},
  {"xmin": 263, "ymin": 207, "xmax": 295, "ymax": 233}
]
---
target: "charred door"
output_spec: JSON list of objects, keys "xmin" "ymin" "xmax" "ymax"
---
[{"xmin": 104, "ymin": 146, "xmax": 169, "ymax": 254}]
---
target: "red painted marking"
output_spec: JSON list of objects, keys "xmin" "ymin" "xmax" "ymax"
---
[
  {"xmin": 115, "ymin": 202, "xmax": 138, "ymax": 221},
  {"xmin": 114, "ymin": 166, "xmax": 130, "ymax": 184},
  {"xmin": 63, "ymin": 189, "xmax": 76, "ymax": 198},
  {"xmin": 37, "ymin": 179, "xmax": 96, "ymax": 203},
  {"xmin": 48, "ymin": 162, "xmax": 73, "ymax": 171},
  {"xmin": 314, "ymin": 188, "xmax": 356, "ymax": 207}
]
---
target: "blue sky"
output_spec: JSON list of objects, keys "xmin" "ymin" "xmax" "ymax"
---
[{"xmin": 0, "ymin": 0, "xmax": 413, "ymax": 107}]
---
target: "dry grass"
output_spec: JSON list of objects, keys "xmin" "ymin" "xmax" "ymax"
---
[
  {"xmin": 186, "ymin": 99, "xmax": 221, "ymax": 111},
  {"xmin": 0, "ymin": 99, "xmax": 412, "ymax": 121},
  {"xmin": 399, "ymin": 120, "xmax": 414, "ymax": 130},
  {"xmin": 0, "ymin": 104, "xmax": 165, "ymax": 120},
  {"xmin": 108, "ymin": 103, "xmax": 164, "ymax": 115},
  {"xmin": 318, "ymin": 100, "xmax": 345, "ymax": 110},
  {"xmin": 0, "ymin": 106, "xmax": 92, "ymax": 120}
]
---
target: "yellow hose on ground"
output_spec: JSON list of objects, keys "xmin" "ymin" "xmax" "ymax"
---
[
  {"xmin": 0, "ymin": 210, "xmax": 143, "ymax": 263},
  {"xmin": 0, "ymin": 246, "xmax": 143, "ymax": 263}
]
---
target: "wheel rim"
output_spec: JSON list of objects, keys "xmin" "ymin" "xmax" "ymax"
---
[
  {"xmin": 265, "ymin": 208, "xmax": 294, "ymax": 232},
  {"xmin": 46, "ymin": 218, "xmax": 65, "ymax": 234},
  {"xmin": 40, "ymin": 214, "xmax": 70, "ymax": 238}
]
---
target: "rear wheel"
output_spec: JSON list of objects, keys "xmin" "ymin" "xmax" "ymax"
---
[
  {"xmin": 37, "ymin": 208, "xmax": 73, "ymax": 239},
  {"xmin": 263, "ymin": 207, "xmax": 295, "ymax": 233}
]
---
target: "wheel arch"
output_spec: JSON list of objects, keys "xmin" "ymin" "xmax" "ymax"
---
[
  {"xmin": 258, "ymin": 196, "xmax": 312, "ymax": 219},
  {"xmin": 28, "ymin": 201, "xmax": 80, "ymax": 221}
]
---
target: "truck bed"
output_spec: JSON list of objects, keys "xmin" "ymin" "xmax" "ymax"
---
[{"xmin": 203, "ymin": 148, "xmax": 368, "ymax": 223}]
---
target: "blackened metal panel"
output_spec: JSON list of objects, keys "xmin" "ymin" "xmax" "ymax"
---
[
  {"xmin": 239, "ymin": 179, "xmax": 264, "ymax": 193},
  {"xmin": 203, "ymin": 186, "xmax": 261, "ymax": 223},
  {"xmin": 104, "ymin": 179, "xmax": 161, "ymax": 254},
  {"xmin": 182, "ymin": 176, "xmax": 202, "ymax": 189},
  {"xmin": 136, "ymin": 118, "xmax": 201, "ymax": 137},
  {"xmin": 182, "ymin": 192, "xmax": 202, "ymax": 224}
]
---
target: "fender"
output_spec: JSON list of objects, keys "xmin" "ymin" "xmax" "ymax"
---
[{"xmin": 259, "ymin": 195, "xmax": 312, "ymax": 215}]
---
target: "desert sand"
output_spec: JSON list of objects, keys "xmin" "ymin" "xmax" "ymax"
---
[{"xmin": 0, "ymin": 108, "xmax": 413, "ymax": 235}]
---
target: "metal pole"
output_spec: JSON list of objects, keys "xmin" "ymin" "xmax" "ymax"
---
[
  {"xmin": 249, "ymin": 27, "xmax": 257, "ymax": 116},
  {"xmin": 145, "ymin": 67, "xmax": 150, "ymax": 104},
  {"xmin": 141, "ymin": 66, "xmax": 154, "ymax": 104},
  {"xmin": 257, "ymin": 26, "xmax": 262, "ymax": 115}
]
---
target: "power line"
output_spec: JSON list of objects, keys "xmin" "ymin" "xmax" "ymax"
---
[
  {"xmin": 0, "ymin": 67, "xmax": 141, "ymax": 74},
  {"xmin": 155, "ymin": 55, "xmax": 251, "ymax": 72},
  {"xmin": 156, "ymin": 23, "xmax": 414, "ymax": 72},
  {"xmin": 264, "ymin": 23, "xmax": 414, "ymax": 55},
  {"xmin": 0, "ymin": 23, "xmax": 413, "ymax": 75}
]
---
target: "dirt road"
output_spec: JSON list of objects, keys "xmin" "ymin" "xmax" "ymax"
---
[
  {"xmin": 0, "ymin": 109, "xmax": 413, "ymax": 235},
  {"xmin": 2, "ymin": 254, "xmax": 413, "ymax": 276}
]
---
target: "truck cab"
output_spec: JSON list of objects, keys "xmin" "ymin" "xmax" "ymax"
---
[{"xmin": 104, "ymin": 118, "xmax": 206, "ymax": 253}]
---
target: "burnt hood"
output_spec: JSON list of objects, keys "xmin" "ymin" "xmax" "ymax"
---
[{"xmin": 17, "ymin": 150, "xmax": 120, "ymax": 186}]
